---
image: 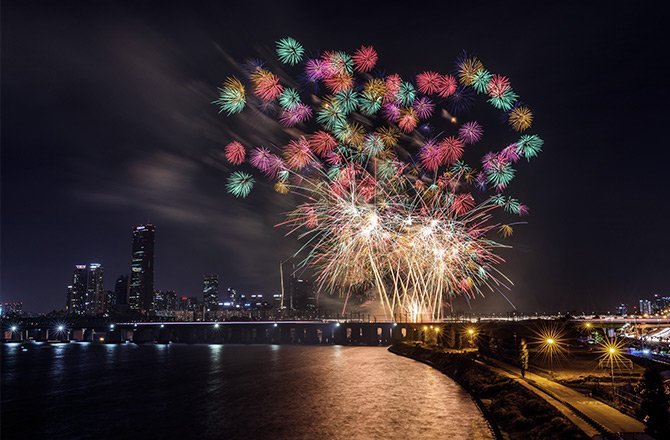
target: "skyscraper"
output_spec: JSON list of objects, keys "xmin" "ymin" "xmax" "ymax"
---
[
  {"xmin": 87, "ymin": 263, "xmax": 105, "ymax": 315},
  {"xmin": 203, "ymin": 274, "xmax": 219, "ymax": 311},
  {"xmin": 129, "ymin": 224, "xmax": 155, "ymax": 313},
  {"xmin": 66, "ymin": 264, "xmax": 104, "ymax": 315}
]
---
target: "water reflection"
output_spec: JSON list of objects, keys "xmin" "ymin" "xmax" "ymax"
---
[{"xmin": 2, "ymin": 344, "xmax": 491, "ymax": 440}]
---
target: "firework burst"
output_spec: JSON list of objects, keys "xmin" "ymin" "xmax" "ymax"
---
[{"xmin": 213, "ymin": 38, "xmax": 543, "ymax": 321}]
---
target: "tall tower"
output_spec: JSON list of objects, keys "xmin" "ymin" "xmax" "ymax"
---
[
  {"xmin": 87, "ymin": 263, "xmax": 105, "ymax": 315},
  {"xmin": 203, "ymin": 274, "xmax": 219, "ymax": 311},
  {"xmin": 66, "ymin": 264, "xmax": 87, "ymax": 315},
  {"xmin": 129, "ymin": 224, "xmax": 155, "ymax": 313}
]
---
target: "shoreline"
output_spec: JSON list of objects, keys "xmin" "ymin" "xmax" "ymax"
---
[{"xmin": 388, "ymin": 342, "xmax": 589, "ymax": 440}]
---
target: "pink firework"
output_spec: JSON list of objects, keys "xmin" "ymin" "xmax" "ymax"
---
[
  {"xmin": 352, "ymin": 46, "xmax": 378, "ymax": 72},
  {"xmin": 253, "ymin": 73, "xmax": 283, "ymax": 102},
  {"xmin": 224, "ymin": 141, "xmax": 246, "ymax": 165},
  {"xmin": 439, "ymin": 137, "xmax": 464, "ymax": 165},
  {"xmin": 250, "ymin": 147, "xmax": 274, "ymax": 173},
  {"xmin": 518, "ymin": 204, "xmax": 530, "ymax": 216},
  {"xmin": 436, "ymin": 74, "xmax": 457, "ymax": 98},
  {"xmin": 324, "ymin": 151, "xmax": 342, "ymax": 166},
  {"xmin": 500, "ymin": 144, "xmax": 520, "ymax": 163},
  {"xmin": 413, "ymin": 96, "xmax": 435, "ymax": 119},
  {"xmin": 416, "ymin": 71, "xmax": 441, "ymax": 95},
  {"xmin": 451, "ymin": 193, "xmax": 475, "ymax": 216},
  {"xmin": 309, "ymin": 131, "xmax": 337, "ymax": 156},
  {"xmin": 359, "ymin": 174, "xmax": 377, "ymax": 202},
  {"xmin": 283, "ymin": 136, "xmax": 314, "ymax": 170},
  {"xmin": 384, "ymin": 74, "xmax": 402, "ymax": 102},
  {"xmin": 419, "ymin": 140, "xmax": 442, "ymax": 172},
  {"xmin": 487, "ymin": 74, "xmax": 511, "ymax": 98},
  {"xmin": 324, "ymin": 73, "xmax": 353, "ymax": 93},
  {"xmin": 458, "ymin": 121, "xmax": 483, "ymax": 145},
  {"xmin": 397, "ymin": 108, "xmax": 418, "ymax": 133},
  {"xmin": 481, "ymin": 152, "xmax": 497, "ymax": 171},
  {"xmin": 304, "ymin": 59, "xmax": 327, "ymax": 81},
  {"xmin": 382, "ymin": 102, "xmax": 401, "ymax": 123},
  {"xmin": 279, "ymin": 103, "xmax": 312, "ymax": 127}
]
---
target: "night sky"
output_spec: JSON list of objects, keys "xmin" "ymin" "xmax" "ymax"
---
[{"xmin": 2, "ymin": 1, "xmax": 667, "ymax": 314}]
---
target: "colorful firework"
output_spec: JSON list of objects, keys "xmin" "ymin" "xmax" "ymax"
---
[
  {"xmin": 276, "ymin": 37, "xmax": 305, "ymax": 65},
  {"xmin": 509, "ymin": 106, "xmax": 533, "ymax": 131},
  {"xmin": 213, "ymin": 77, "xmax": 246, "ymax": 115},
  {"xmin": 214, "ymin": 39, "xmax": 542, "ymax": 321},
  {"xmin": 226, "ymin": 171, "xmax": 255, "ymax": 198}
]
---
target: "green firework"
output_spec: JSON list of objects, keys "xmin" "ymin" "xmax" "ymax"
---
[
  {"xmin": 276, "ymin": 37, "xmax": 304, "ymax": 65},
  {"xmin": 516, "ymin": 134, "xmax": 543, "ymax": 160},
  {"xmin": 226, "ymin": 171, "xmax": 255, "ymax": 198},
  {"xmin": 278, "ymin": 88, "xmax": 301, "ymax": 110}
]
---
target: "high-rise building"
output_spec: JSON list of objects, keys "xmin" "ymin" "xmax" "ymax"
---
[
  {"xmin": 115, "ymin": 275, "xmax": 129, "ymax": 306},
  {"xmin": 66, "ymin": 264, "xmax": 88, "ymax": 315},
  {"xmin": 653, "ymin": 294, "xmax": 670, "ymax": 313},
  {"xmin": 291, "ymin": 276, "xmax": 317, "ymax": 313},
  {"xmin": 129, "ymin": 224, "xmax": 155, "ymax": 313},
  {"xmin": 639, "ymin": 299, "xmax": 652, "ymax": 315},
  {"xmin": 203, "ymin": 275, "xmax": 219, "ymax": 311},
  {"xmin": 66, "ymin": 264, "xmax": 105, "ymax": 315},
  {"xmin": 87, "ymin": 263, "xmax": 105, "ymax": 315},
  {"xmin": 615, "ymin": 303, "xmax": 627, "ymax": 316}
]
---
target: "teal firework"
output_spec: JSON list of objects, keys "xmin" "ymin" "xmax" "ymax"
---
[
  {"xmin": 397, "ymin": 81, "xmax": 417, "ymax": 106},
  {"xmin": 212, "ymin": 77, "xmax": 246, "ymax": 115},
  {"xmin": 316, "ymin": 104, "xmax": 346, "ymax": 131},
  {"xmin": 277, "ymin": 170, "xmax": 290, "ymax": 182},
  {"xmin": 516, "ymin": 134, "xmax": 543, "ymax": 160},
  {"xmin": 363, "ymin": 133, "xmax": 385, "ymax": 156},
  {"xmin": 486, "ymin": 162, "xmax": 515, "ymax": 188},
  {"xmin": 504, "ymin": 197, "xmax": 521, "ymax": 214},
  {"xmin": 471, "ymin": 69, "xmax": 492, "ymax": 94},
  {"xmin": 226, "ymin": 171, "xmax": 255, "ymax": 198},
  {"xmin": 377, "ymin": 159, "xmax": 398, "ymax": 180},
  {"xmin": 278, "ymin": 88, "xmax": 301, "ymax": 110},
  {"xmin": 450, "ymin": 160, "xmax": 471, "ymax": 174},
  {"xmin": 490, "ymin": 194, "xmax": 506, "ymax": 206},
  {"xmin": 359, "ymin": 92, "xmax": 382, "ymax": 116},
  {"xmin": 334, "ymin": 90, "xmax": 360, "ymax": 114},
  {"xmin": 488, "ymin": 89, "xmax": 518, "ymax": 111},
  {"xmin": 326, "ymin": 165, "xmax": 341, "ymax": 180},
  {"xmin": 276, "ymin": 37, "xmax": 304, "ymax": 65}
]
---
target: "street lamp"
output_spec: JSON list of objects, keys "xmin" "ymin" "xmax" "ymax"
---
[{"xmin": 10, "ymin": 325, "xmax": 18, "ymax": 332}]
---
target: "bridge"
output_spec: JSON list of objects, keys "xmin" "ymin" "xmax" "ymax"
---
[{"xmin": 3, "ymin": 320, "xmax": 447, "ymax": 346}]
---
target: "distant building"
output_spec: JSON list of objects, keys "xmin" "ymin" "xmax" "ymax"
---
[
  {"xmin": 291, "ymin": 276, "xmax": 317, "ymax": 313},
  {"xmin": 615, "ymin": 303, "xmax": 627, "ymax": 316},
  {"xmin": 129, "ymin": 224, "xmax": 155, "ymax": 313},
  {"xmin": 1, "ymin": 302, "xmax": 23, "ymax": 316},
  {"xmin": 87, "ymin": 263, "xmax": 105, "ymax": 315},
  {"xmin": 639, "ymin": 299, "xmax": 653, "ymax": 315},
  {"xmin": 203, "ymin": 275, "xmax": 219, "ymax": 311},
  {"xmin": 154, "ymin": 290, "xmax": 177, "ymax": 313},
  {"xmin": 66, "ymin": 263, "xmax": 105, "ymax": 315},
  {"xmin": 115, "ymin": 275, "xmax": 129, "ymax": 306},
  {"xmin": 653, "ymin": 294, "xmax": 670, "ymax": 313}
]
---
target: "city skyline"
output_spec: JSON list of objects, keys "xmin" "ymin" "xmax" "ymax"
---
[{"xmin": 3, "ymin": 2, "xmax": 669, "ymax": 314}]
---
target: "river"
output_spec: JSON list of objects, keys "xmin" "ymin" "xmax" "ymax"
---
[{"xmin": 1, "ymin": 343, "xmax": 491, "ymax": 439}]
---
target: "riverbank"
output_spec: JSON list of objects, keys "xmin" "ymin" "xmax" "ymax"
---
[{"xmin": 389, "ymin": 342, "xmax": 588, "ymax": 440}]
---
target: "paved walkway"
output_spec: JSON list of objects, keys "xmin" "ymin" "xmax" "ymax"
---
[{"xmin": 483, "ymin": 358, "xmax": 646, "ymax": 437}]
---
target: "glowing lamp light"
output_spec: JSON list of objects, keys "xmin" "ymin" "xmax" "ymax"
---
[
  {"xmin": 335, "ymin": 322, "xmax": 341, "ymax": 327},
  {"xmin": 608, "ymin": 347, "xmax": 616, "ymax": 354},
  {"xmin": 160, "ymin": 324, "xmax": 165, "ymax": 328},
  {"xmin": 57, "ymin": 325, "xmax": 65, "ymax": 332},
  {"xmin": 467, "ymin": 328, "xmax": 475, "ymax": 336},
  {"xmin": 546, "ymin": 338, "xmax": 555, "ymax": 345},
  {"xmin": 273, "ymin": 323, "xmax": 278, "ymax": 327},
  {"xmin": 109, "ymin": 324, "xmax": 115, "ymax": 330},
  {"xmin": 10, "ymin": 326, "xmax": 17, "ymax": 332},
  {"xmin": 214, "ymin": 323, "xmax": 220, "ymax": 328}
]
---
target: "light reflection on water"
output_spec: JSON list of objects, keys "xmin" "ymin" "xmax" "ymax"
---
[{"xmin": 2, "ymin": 344, "xmax": 491, "ymax": 440}]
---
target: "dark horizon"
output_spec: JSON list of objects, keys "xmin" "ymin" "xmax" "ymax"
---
[{"xmin": 2, "ymin": 1, "xmax": 668, "ymax": 314}]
